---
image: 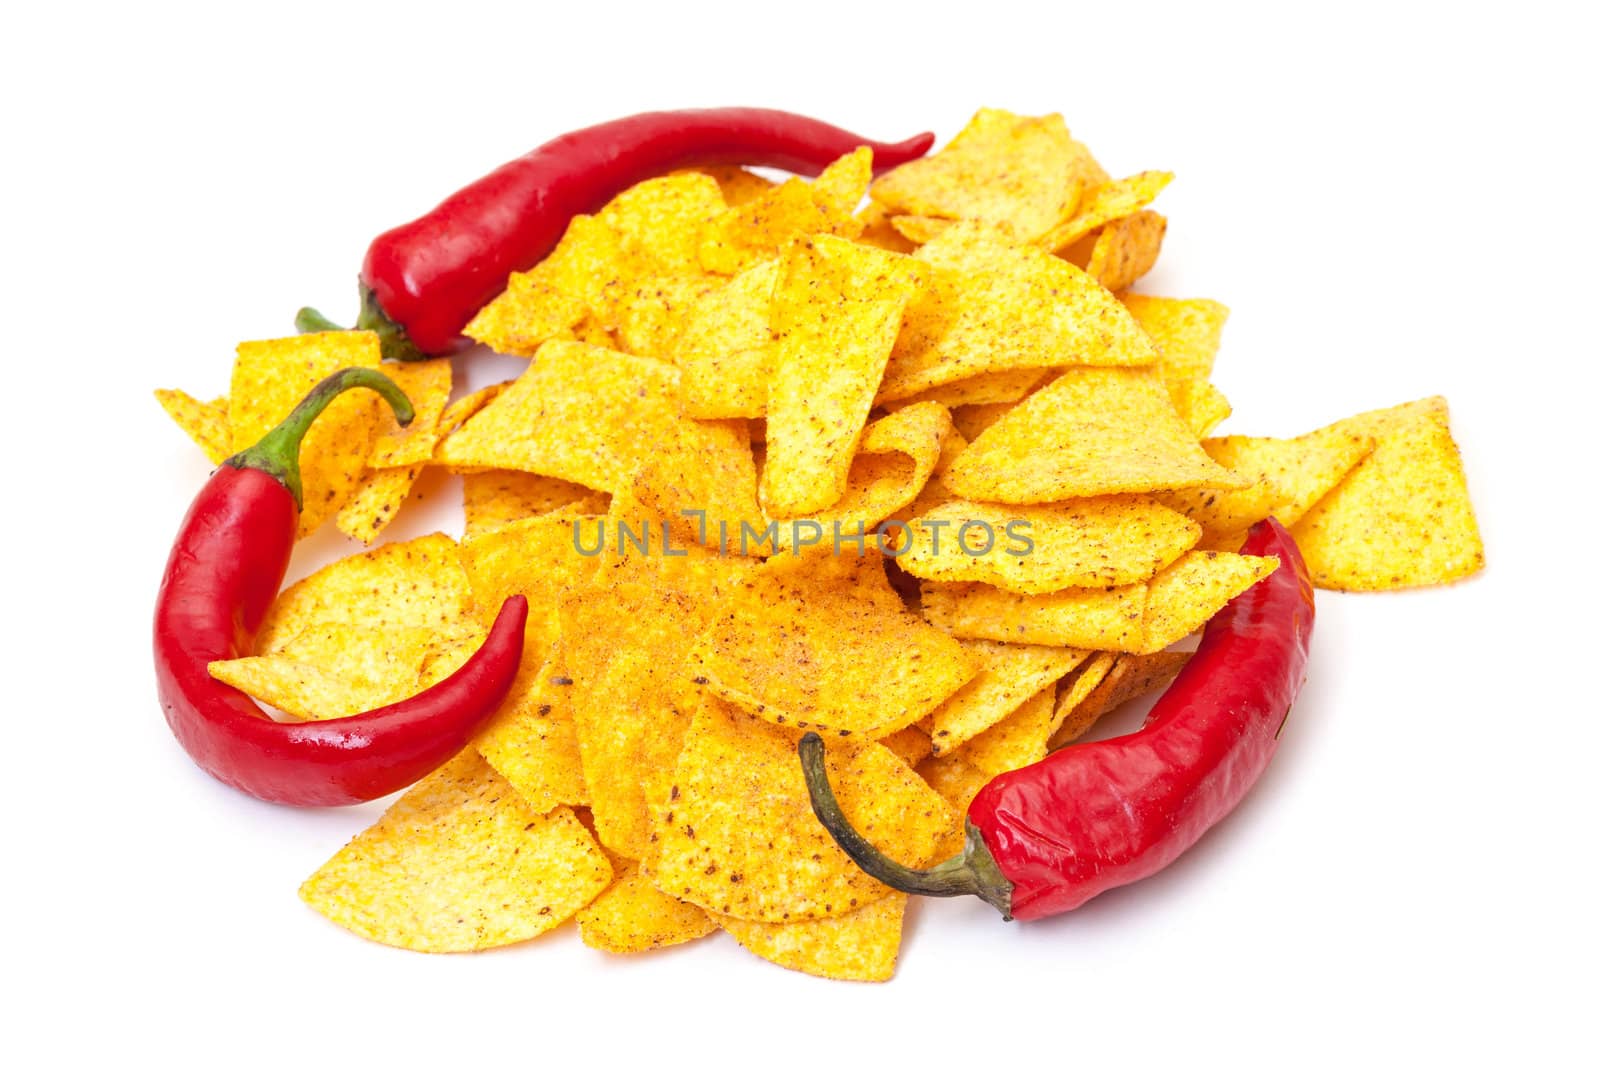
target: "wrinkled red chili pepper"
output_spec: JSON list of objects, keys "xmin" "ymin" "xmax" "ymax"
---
[
  {"xmin": 153, "ymin": 367, "xmax": 529, "ymax": 806},
  {"xmin": 802, "ymin": 517, "xmax": 1315, "ymax": 920},
  {"xmin": 296, "ymin": 108, "xmax": 935, "ymax": 360}
]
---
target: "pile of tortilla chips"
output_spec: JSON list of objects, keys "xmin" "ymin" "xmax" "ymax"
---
[{"xmin": 157, "ymin": 108, "xmax": 1484, "ymax": 981}]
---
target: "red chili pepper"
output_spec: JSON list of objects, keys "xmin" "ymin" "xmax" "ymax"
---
[
  {"xmin": 296, "ymin": 108, "xmax": 935, "ymax": 360},
  {"xmin": 801, "ymin": 517, "xmax": 1315, "ymax": 920},
  {"xmin": 153, "ymin": 367, "xmax": 529, "ymax": 806}
]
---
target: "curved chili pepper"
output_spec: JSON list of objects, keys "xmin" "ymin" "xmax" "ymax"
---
[
  {"xmin": 153, "ymin": 367, "xmax": 529, "ymax": 806},
  {"xmin": 802, "ymin": 517, "xmax": 1315, "ymax": 920},
  {"xmin": 296, "ymin": 108, "xmax": 936, "ymax": 360}
]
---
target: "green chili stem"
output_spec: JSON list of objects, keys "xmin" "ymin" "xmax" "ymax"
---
[
  {"xmin": 799, "ymin": 732, "xmax": 1014, "ymax": 919},
  {"xmin": 294, "ymin": 284, "xmax": 429, "ymax": 362},
  {"xmin": 227, "ymin": 367, "xmax": 414, "ymax": 508}
]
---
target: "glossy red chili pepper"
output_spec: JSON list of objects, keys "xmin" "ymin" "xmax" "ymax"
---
[
  {"xmin": 802, "ymin": 517, "xmax": 1315, "ymax": 920},
  {"xmin": 153, "ymin": 367, "xmax": 528, "ymax": 806},
  {"xmin": 296, "ymin": 108, "xmax": 935, "ymax": 360}
]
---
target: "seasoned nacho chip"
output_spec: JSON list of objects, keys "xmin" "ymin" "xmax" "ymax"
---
[
  {"xmin": 1291, "ymin": 397, "xmax": 1483, "ymax": 590},
  {"xmin": 474, "ymin": 651, "xmax": 590, "ymax": 815},
  {"xmin": 366, "ymin": 359, "xmax": 454, "ymax": 468},
  {"xmin": 1119, "ymin": 295, "xmax": 1230, "ymax": 382},
  {"xmin": 1170, "ymin": 378, "xmax": 1232, "ymax": 438},
  {"xmin": 1050, "ymin": 650, "xmax": 1191, "ymax": 748},
  {"xmin": 884, "ymin": 366, "xmax": 1046, "ymax": 410},
  {"xmin": 677, "ymin": 258, "xmax": 779, "ymax": 418},
  {"xmin": 925, "ymin": 640, "xmax": 1087, "ymax": 755},
  {"xmin": 958, "ymin": 684, "xmax": 1058, "ymax": 777},
  {"xmin": 579, "ymin": 861, "xmax": 717, "ymax": 954},
  {"xmin": 257, "ymin": 533, "xmax": 473, "ymax": 652},
  {"xmin": 154, "ymin": 389, "xmax": 230, "ymax": 464},
  {"xmin": 457, "ymin": 512, "xmax": 602, "ymax": 668},
  {"xmin": 1080, "ymin": 209, "xmax": 1167, "ymax": 292},
  {"xmin": 761, "ymin": 235, "xmax": 927, "ymax": 516},
  {"xmin": 855, "ymin": 199, "xmax": 916, "ymax": 254},
  {"xmin": 880, "ymin": 724, "xmax": 934, "ymax": 767},
  {"xmin": 1049, "ymin": 651, "xmax": 1119, "ymax": 742},
  {"xmin": 691, "ymin": 165, "xmax": 776, "ymax": 207},
  {"xmin": 697, "ymin": 554, "xmax": 976, "ymax": 738},
  {"xmin": 229, "ymin": 331, "xmax": 383, "ymax": 537},
  {"xmin": 461, "ymin": 471, "xmax": 608, "ymax": 537},
  {"xmin": 944, "ymin": 365, "xmax": 1250, "ymax": 503},
  {"xmin": 879, "ymin": 223, "xmax": 1157, "ymax": 401},
  {"xmin": 1140, "ymin": 551, "xmax": 1278, "ymax": 653},
  {"xmin": 889, "ymin": 214, "xmax": 954, "ymax": 246},
  {"xmin": 869, "ymin": 109, "xmax": 1093, "ymax": 242},
  {"xmin": 651, "ymin": 697, "xmax": 956, "ymax": 922},
  {"xmin": 916, "ymin": 754, "xmax": 992, "ymax": 834},
  {"xmin": 717, "ymin": 892, "xmax": 907, "ymax": 982},
  {"xmin": 921, "ymin": 580, "xmax": 1146, "ymax": 652},
  {"xmin": 209, "ymin": 623, "xmax": 439, "ymax": 721},
  {"xmin": 1042, "ymin": 170, "xmax": 1174, "ymax": 251},
  {"xmin": 899, "ymin": 498, "xmax": 1201, "ymax": 593},
  {"xmin": 698, "ymin": 151, "xmax": 869, "ymax": 275},
  {"xmin": 299, "ymin": 752, "xmax": 611, "ymax": 952},
  {"xmin": 464, "ymin": 215, "xmax": 616, "ymax": 355}
]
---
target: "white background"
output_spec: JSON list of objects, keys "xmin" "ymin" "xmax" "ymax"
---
[{"xmin": 7, "ymin": 2, "xmax": 1597, "ymax": 1064}]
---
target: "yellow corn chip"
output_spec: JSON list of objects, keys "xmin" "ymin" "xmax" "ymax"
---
[
  {"xmin": 1291, "ymin": 397, "xmax": 1484, "ymax": 590},
  {"xmin": 257, "ymin": 533, "xmax": 473, "ymax": 652},
  {"xmin": 154, "ymin": 389, "xmax": 231, "ymax": 464},
  {"xmin": 1159, "ymin": 426, "xmax": 1377, "ymax": 547},
  {"xmin": 944, "ymin": 365, "xmax": 1251, "ymax": 503},
  {"xmin": 855, "ymin": 199, "xmax": 915, "ymax": 254},
  {"xmin": 1120, "ymin": 294, "xmax": 1230, "ymax": 382},
  {"xmin": 209, "ymin": 622, "xmax": 440, "ymax": 720},
  {"xmin": 595, "ymin": 172, "xmax": 727, "ymax": 278},
  {"xmin": 889, "ymin": 214, "xmax": 954, "ymax": 245},
  {"xmin": 464, "ymin": 215, "xmax": 617, "ymax": 355},
  {"xmin": 884, "ymin": 367, "xmax": 1046, "ymax": 410},
  {"xmin": 335, "ymin": 467, "xmax": 424, "ymax": 545},
  {"xmin": 607, "ymin": 272, "xmax": 725, "ymax": 363},
  {"xmin": 1050, "ymin": 650, "xmax": 1191, "ymax": 748},
  {"xmin": 474, "ymin": 651, "xmax": 590, "ymax": 815},
  {"xmin": 870, "ymin": 109, "xmax": 1092, "ymax": 242},
  {"xmin": 697, "ymin": 553, "xmax": 976, "ymax": 739},
  {"xmin": 1140, "ymin": 551, "xmax": 1278, "ymax": 653},
  {"xmin": 1170, "ymin": 378, "xmax": 1232, "ymax": 438},
  {"xmin": 366, "ymin": 359, "xmax": 454, "ymax": 468},
  {"xmin": 899, "ymin": 498, "xmax": 1201, "ymax": 594},
  {"xmin": 578, "ymin": 861, "xmax": 717, "ymax": 954},
  {"xmin": 880, "ymin": 724, "xmax": 934, "ymax": 767},
  {"xmin": 652, "ymin": 697, "xmax": 955, "ymax": 922},
  {"xmin": 916, "ymin": 754, "xmax": 992, "ymax": 839},
  {"xmin": 959, "ymin": 685, "xmax": 1057, "ymax": 777},
  {"xmin": 299, "ymin": 752, "xmax": 611, "ymax": 952},
  {"xmin": 717, "ymin": 892, "xmax": 907, "ymax": 983},
  {"xmin": 461, "ymin": 470, "xmax": 608, "ymax": 537},
  {"xmin": 698, "ymin": 152, "xmax": 869, "ymax": 275},
  {"xmin": 926, "ymin": 640, "xmax": 1087, "ymax": 755},
  {"xmin": 562, "ymin": 582, "xmax": 719, "ymax": 860},
  {"xmin": 1042, "ymin": 171, "xmax": 1174, "ymax": 251},
  {"xmin": 921, "ymin": 580, "xmax": 1146, "ymax": 652},
  {"xmin": 1081, "ymin": 209, "xmax": 1167, "ymax": 292},
  {"xmin": 1049, "ymin": 651, "xmax": 1119, "ymax": 742},
  {"xmin": 770, "ymin": 401, "xmax": 951, "ymax": 552},
  {"xmin": 633, "ymin": 414, "xmax": 762, "ymax": 552},
  {"xmin": 677, "ymin": 258, "xmax": 779, "ymax": 418},
  {"xmin": 878, "ymin": 223, "xmax": 1157, "ymax": 401},
  {"xmin": 229, "ymin": 331, "xmax": 383, "ymax": 537},
  {"xmin": 690, "ymin": 165, "xmax": 776, "ymax": 207},
  {"xmin": 949, "ymin": 401, "xmax": 1015, "ymax": 441},
  {"xmin": 761, "ymin": 235, "xmax": 927, "ymax": 516},
  {"xmin": 437, "ymin": 340, "xmax": 742, "ymax": 497}
]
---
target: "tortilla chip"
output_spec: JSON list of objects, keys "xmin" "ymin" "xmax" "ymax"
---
[
  {"xmin": 594, "ymin": 172, "xmax": 726, "ymax": 279},
  {"xmin": 154, "ymin": 389, "xmax": 231, "ymax": 464},
  {"xmin": 958, "ymin": 684, "xmax": 1057, "ymax": 776},
  {"xmin": 899, "ymin": 498, "xmax": 1201, "ymax": 594},
  {"xmin": 771, "ymin": 401, "xmax": 951, "ymax": 552},
  {"xmin": 697, "ymin": 553, "xmax": 977, "ymax": 739},
  {"xmin": 1048, "ymin": 651, "xmax": 1119, "ymax": 741},
  {"xmin": 1140, "ymin": 551, "xmax": 1278, "ymax": 653},
  {"xmin": 869, "ymin": 109, "xmax": 1093, "ymax": 242},
  {"xmin": 916, "ymin": 754, "xmax": 992, "ymax": 830},
  {"xmin": 691, "ymin": 165, "xmax": 776, "ymax": 207},
  {"xmin": 1170, "ymin": 378, "xmax": 1232, "ymax": 438},
  {"xmin": 633, "ymin": 414, "xmax": 762, "ymax": 552},
  {"xmin": 920, "ymin": 580, "xmax": 1146, "ymax": 652},
  {"xmin": 437, "ymin": 340, "xmax": 742, "ymax": 498},
  {"xmin": 1081, "ymin": 209, "xmax": 1166, "ymax": 291},
  {"xmin": 926, "ymin": 640, "xmax": 1087, "ymax": 755},
  {"xmin": 1159, "ymin": 426, "xmax": 1377, "ymax": 546},
  {"xmin": 474, "ymin": 651, "xmax": 590, "ymax": 815},
  {"xmin": 562, "ymin": 582, "xmax": 719, "ymax": 860},
  {"xmin": 717, "ymin": 892, "xmax": 907, "ymax": 982},
  {"xmin": 607, "ymin": 272, "xmax": 725, "ymax": 363},
  {"xmin": 884, "ymin": 367, "xmax": 1046, "ymax": 410},
  {"xmin": 855, "ymin": 200, "xmax": 915, "ymax": 254},
  {"xmin": 698, "ymin": 152, "xmax": 869, "ymax": 275},
  {"xmin": 889, "ymin": 215, "xmax": 954, "ymax": 245},
  {"xmin": 229, "ymin": 331, "xmax": 383, "ymax": 537},
  {"xmin": 677, "ymin": 258, "xmax": 779, "ymax": 418},
  {"xmin": 651, "ymin": 697, "xmax": 955, "ymax": 921},
  {"xmin": 209, "ymin": 623, "xmax": 439, "ymax": 720},
  {"xmin": 463, "ymin": 215, "xmax": 616, "ymax": 355},
  {"xmin": 944, "ymin": 365, "xmax": 1250, "ymax": 503},
  {"xmin": 339, "ymin": 360, "xmax": 455, "ymax": 544},
  {"xmin": 1042, "ymin": 171, "xmax": 1174, "ymax": 251},
  {"xmin": 1050, "ymin": 650, "xmax": 1191, "ymax": 748},
  {"xmin": 257, "ymin": 533, "xmax": 473, "ymax": 652},
  {"xmin": 462, "ymin": 470, "xmax": 608, "ymax": 537},
  {"xmin": 458, "ymin": 512, "xmax": 602, "ymax": 666},
  {"xmin": 760, "ymin": 235, "xmax": 926, "ymax": 516},
  {"xmin": 299, "ymin": 752, "xmax": 611, "ymax": 952},
  {"xmin": 950, "ymin": 401, "xmax": 1015, "ymax": 441},
  {"xmin": 880, "ymin": 724, "xmax": 934, "ymax": 767},
  {"xmin": 578, "ymin": 861, "xmax": 717, "ymax": 954},
  {"xmin": 1119, "ymin": 295, "xmax": 1230, "ymax": 382},
  {"xmin": 1291, "ymin": 397, "xmax": 1483, "ymax": 590},
  {"xmin": 878, "ymin": 223, "xmax": 1157, "ymax": 401}
]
